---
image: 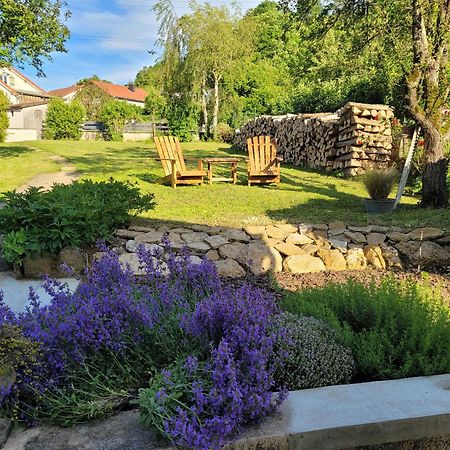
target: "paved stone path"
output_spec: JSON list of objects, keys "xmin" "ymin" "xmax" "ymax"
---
[
  {"xmin": 17, "ymin": 155, "xmax": 79, "ymax": 193},
  {"xmin": 0, "ymin": 272, "xmax": 80, "ymax": 313}
]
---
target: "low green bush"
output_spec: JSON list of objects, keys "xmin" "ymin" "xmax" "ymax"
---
[
  {"xmin": 273, "ymin": 312, "xmax": 354, "ymax": 390},
  {"xmin": 0, "ymin": 179, "xmax": 155, "ymax": 262},
  {"xmin": 0, "ymin": 91, "xmax": 9, "ymax": 143},
  {"xmin": 44, "ymin": 98, "xmax": 85, "ymax": 140},
  {"xmin": 282, "ymin": 277, "xmax": 450, "ymax": 381}
]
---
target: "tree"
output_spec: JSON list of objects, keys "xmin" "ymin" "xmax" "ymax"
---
[
  {"xmin": 153, "ymin": 1, "xmax": 254, "ymax": 139},
  {"xmin": 281, "ymin": 0, "xmax": 449, "ymax": 208},
  {"xmin": 99, "ymin": 100, "xmax": 142, "ymax": 141},
  {"xmin": 75, "ymin": 80, "xmax": 111, "ymax": 120},
  {"xmin": 0, "ymin": 0, "xmax": 70, "ymax": 74},
  {"xmin": 0, "ymin": 91, "xmax": 9, "ymax": 142},
  {"xmin": 44, "ymin": 98, "xmax": 85, "ymax": 140}
]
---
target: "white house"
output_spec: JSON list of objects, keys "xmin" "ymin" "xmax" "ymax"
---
[{"xmin": 0, "ymin": 67, "xmax": 50, "ymax": 142}]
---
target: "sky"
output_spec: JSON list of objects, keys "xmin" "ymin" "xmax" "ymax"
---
[{"xmin": 26, "ymin": 0, "xmax": 262, "ymax": 92}]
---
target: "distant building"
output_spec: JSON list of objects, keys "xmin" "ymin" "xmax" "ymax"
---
[
  {"xmin": 0, "ymin": 67, "xmax": 50, "ymax": 142},
  {"xmin": 49, "ymin": 80, "xmax": 147, "ymax": 107}
]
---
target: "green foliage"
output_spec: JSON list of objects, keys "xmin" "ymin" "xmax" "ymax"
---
[
  {"xmin": 282, "ymin": 278, "xmax": 450, "ymax": 381},
  {"xmin": 0, "ymin": 91, "xmax": 9, "ymax": 143},
  {"xmin": 216, "ymin": 122, "xmax": 234, "ymax": 143},
  {"xmin": 2, "ymin": 229, "xmax": 27, "ymax": 265},
  {"xmin": 165, "ymin": 98, "xmax": 198, "ymax": 141},
  {"xmin": 362, "ymin": 168, "xmax": 398, "ymax": 200},
  {"xmin": 74, "ymin": 80, "xmax": 111, "ymax": 120},
  {"xmin": 273, "ymin": 312, "xmax": 354, "ymax": 390},
  {"xmin": 44, "ymin": 98, "xmax": 85, "ymax": 140},
  {"xmin": 0, "ymin": 325, "xmax": 41, "ymax": 420},
  {"xmin": 0, "ymin": 179, "xmax": 156, "ymax": 260},
  {"xmin": 100, "ymin": 100, "xmax": 142, "ymax": 141},
  {"xmin": 143, "ymin": 85, "xmax": 166, "ymax": 119},
  {"xmin": 0, "ymin": 0, "xmax": 70, "ymax": 74}
]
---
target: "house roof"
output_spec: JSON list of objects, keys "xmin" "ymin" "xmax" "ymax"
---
[
  {"xmin": 92, "ymin": 80, "xmax": 147, "ymax": 103},
  {"xmin": 9, "ymin": 67, "xmax": 47, "ymax": 94},
  {"xmin": 48, "ymin": 85, "xmax": 80, "ymax": 98},
  {"xmin": 9, "ymin": 100, "xmax": 49, "ymax": 110},
  {"xmin": 49, "ymin": 81, "xmax": 147, "ymax": 103}
]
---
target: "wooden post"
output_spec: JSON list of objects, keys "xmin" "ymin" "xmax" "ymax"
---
[{"xmin": 394, "ymin": 127, "xmax": 419, "ymax": 208}]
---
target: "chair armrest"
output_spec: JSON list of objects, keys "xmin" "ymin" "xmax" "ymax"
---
[
  {"xmin": 184, "ymin": 157, "xmax": 203, "ymax": 161},
  {"xmin": 275, "ymin": 156, "xmax": 283, "ymax": 162}
]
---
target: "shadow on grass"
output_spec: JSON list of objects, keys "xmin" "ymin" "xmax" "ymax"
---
[{"xmin": 0, "ymin": 145, "xmax": 34, "ymax": 158}]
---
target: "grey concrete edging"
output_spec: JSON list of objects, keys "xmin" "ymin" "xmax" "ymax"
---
[
  {"xmin": 2, "ymin": 374, "xmax": 449, "ymax": 449},
  {"xmin": 231, "ymin": 374, "xmax": 450, "ymax": 450}
]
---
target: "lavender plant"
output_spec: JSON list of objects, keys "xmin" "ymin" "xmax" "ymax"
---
[
  {"xmin": 0, "ymin": 242, "xmax": 287, "ymax": 448},
  {"xmin": 139, "ymin": 284, "xmax": 287, "ymax": 449}
]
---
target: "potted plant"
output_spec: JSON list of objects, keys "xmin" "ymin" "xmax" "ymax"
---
[{"xmin": 362, "ymin": 168, "xmax": 398, "ymax": 214}]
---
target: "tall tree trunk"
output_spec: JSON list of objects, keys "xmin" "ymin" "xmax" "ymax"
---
[
  {"xmin": 421, "ymin": 129, "xmax": 449, "ymax": 207},
  {"xmin": 211, "ymin": 74, "xmax": 219, "ymax": 140},
  {"xmin": 201, "ymin": 77, "xmax": 208, "ymax": 139},
  {"xmin": 406, "ymin": 0, "xmax": 450, "ymax": 208}
]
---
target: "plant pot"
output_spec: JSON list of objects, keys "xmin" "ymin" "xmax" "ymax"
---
[{"xmin": 364, "ymin": 198, "xmax": 396, "ymax": 214}]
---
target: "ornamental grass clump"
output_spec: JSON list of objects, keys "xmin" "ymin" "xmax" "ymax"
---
[
  {"xmin": 0, "ymin": 242, "xmax": 287, "ymax": 448},
  {"xmin": 273, "ymin": 312, "xmax": 354, "ymax": 390},
  {"xmin": 362, "ymin": 168, "xmax": 398, "ymax": 200}
]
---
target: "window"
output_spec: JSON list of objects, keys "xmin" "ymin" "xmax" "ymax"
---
[{"xmin": 0, "ymin": 72, "xmax": 7, "ymax": 84}]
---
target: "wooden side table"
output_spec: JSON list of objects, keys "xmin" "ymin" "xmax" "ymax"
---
[{"xmin": 204, "ymin": 158, "xmax": 241, "ymax": 184}]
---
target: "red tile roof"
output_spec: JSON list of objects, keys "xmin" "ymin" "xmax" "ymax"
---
[
  {"xmin": 49, "ymin": 80, "xmax": 147, "ymax": 103},
  {"xmin": 48, "ymin": 85, "xmax": 80, "ymax": 98},
  {"xmin": 92, "ymin": 80, "xmax": 147, "ymax": 103}
]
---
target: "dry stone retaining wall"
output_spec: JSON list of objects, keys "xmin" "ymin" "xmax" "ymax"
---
[{"xmin": 112, "ymin": 223, "xmax": 450, "ymax": 278}]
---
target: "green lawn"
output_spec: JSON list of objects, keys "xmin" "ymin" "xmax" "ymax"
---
[
  {"xmin": 1, "ymin": 140, "xmax": 448, "ymax": 229},
  {"xmin": 0, "ymin": 144, "xmax": 60, "ymax": 193}
]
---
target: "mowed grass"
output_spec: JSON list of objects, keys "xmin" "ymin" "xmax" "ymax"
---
[
  {"xmin": 0, "ymin": 145, "xmax": 60, "ymax": 193},
  {"xmin": 1, "ymin": 140, "xmax": 449, "ymax": 229}
]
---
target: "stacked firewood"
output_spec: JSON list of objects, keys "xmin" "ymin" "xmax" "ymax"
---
[
  {"xmin": 234, "ymin": 113, "xmax": 339, "ymax": 169},
  {"xmin": 330, "ymin": 102, "xmax": 395, "ymax": 176},
  {"xmin": 234, "ymin": 102, "xmax": 394, "ymax": 176}
]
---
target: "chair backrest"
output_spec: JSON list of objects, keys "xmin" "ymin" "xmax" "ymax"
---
[
  {"xmin": 246, "ymin": 136, "xmax": 277, "ymax": 172},
  {"xmin": 154, "ymin": 136, "xmax": 187, "ymax": 175}
]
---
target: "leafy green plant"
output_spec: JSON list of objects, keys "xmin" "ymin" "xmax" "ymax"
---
[
  {"xmin": 282, "ymin": 277, "xmax": 450, "ymax": 381},
  {"xmin": 1, "ymin": 229, "xmax": 27, "ymax": 265},
  {"xmin": 0, "ymin": 91, "xmax": 9, "ymax": 143},
  {"xmin": 44, "ymin": 98, "xmax": 85, "ymax": 140},
  {"xmin": 0, "ymin": 179, "xmax": 155, "ymax": 260},
  {"xmin": 99, "ymin": 99, "xmax": 142, "ymax": 141},
  {"xmin": 362, "ymin": 168, "xmax": 398, "ymax": 200}
]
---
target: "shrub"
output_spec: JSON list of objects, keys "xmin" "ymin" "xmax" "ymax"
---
[
  {"xmin": 282, "ymin": 278, "xmax": 450, "ymax": 381},
  {"xmin": 0, "ymin": 179, "xmax": 155, "ymax": 262},
  {"xmin": 216, "ymin": 122, "xmax": 234, "ymax": 143},
  {"xmin": 74, "ymin": 80, "xmax": 111, "ymax": 120},
  {"xmin": 273, "ymin": 312, "xmax": 354, "ymax": 390},
  {"xmin": 99, "ymin": 99, "xmax": 142, "ymax": 141},
  {"xmin": 362, "ymin": 168, "xmax": 398, "ymax": 200},
  {"xmin": 0, "ymin": 91, "xmax": 9, "ymax": 143},
  {"xmin": 44, "ymin": 98, "xmax": 85, "ymax": 140},
  {"xmin": 0, "ymin": 245, "xmax": 286, "ymax": 446}
]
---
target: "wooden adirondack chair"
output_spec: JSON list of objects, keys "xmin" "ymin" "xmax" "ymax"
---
[
  {"xmin": 155, "ymin": 136, "xmax": 206, "ymax": 188},
  {"xmin": 246, "ymin": 136, "xmax": 282, "ymax": 186}
]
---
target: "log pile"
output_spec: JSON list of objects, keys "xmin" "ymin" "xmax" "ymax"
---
[
  {"xmin": 330, "ymin": 102, "xmax": 395, "ymax": 176},
  {"xmin": 234, "ymin": 113, "xmax": 339, "ymax": 169},
  {"xmin": 234, "ymin": 102, "xmax": 394, "ymax": 176}
]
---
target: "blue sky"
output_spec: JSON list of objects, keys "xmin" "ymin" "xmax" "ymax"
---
[{"xmin": 27, "ymin": 0, "xmax": 262, "ymax": 91}]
